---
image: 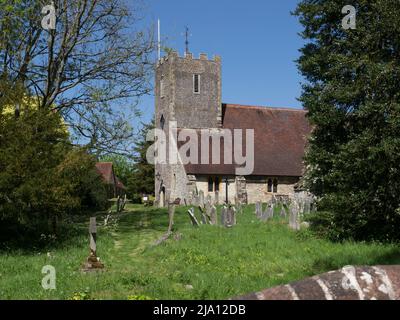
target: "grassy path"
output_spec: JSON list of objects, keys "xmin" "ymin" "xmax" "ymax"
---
[{"xmin": 1, "ymin": 204, "xmax": 399, "ymax": 300}]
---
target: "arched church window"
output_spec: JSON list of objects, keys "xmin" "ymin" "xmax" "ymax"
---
[{"xmin": 267, "ymin": 179, "xmax": 272, "ymax": 193}]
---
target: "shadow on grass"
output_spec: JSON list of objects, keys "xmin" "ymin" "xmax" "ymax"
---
[
  {"xmin": 0, "ymin": 210, "xmax": 111, "ymax": 253},
  {"xmin": 311, "ymin": 247, "xmax": 400, "ymax": 274}
]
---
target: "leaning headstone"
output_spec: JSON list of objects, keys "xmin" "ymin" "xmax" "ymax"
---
[
  {"xmin": 82, "ymin": 217, "xmax": 104, "ymax": 271},
  {"xmin": 198, "ymin": 206, "xmax": 208, "ymax": 225},
  {"xmin": 210, "ymin": 206, "xmax": 218, "ymax": 225},
  {"xmin": 188, "ymin": 208, "xmax": 200, "ymax": 227}
]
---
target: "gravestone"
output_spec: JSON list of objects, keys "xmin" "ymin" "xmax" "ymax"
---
[
  {"xmin": 261, "ymin": 203, "xmax": 272, "ymax": 221},
  {"xmin": 206, "ymin": 194, "xmax": 212, "ymax": 206},
  {"xmin": 82, "ymin": 217, "xmax": 104, "ymax": 271},
  {"xmin": 231, "ymin": 207, "xmax": 237, "ymax": 226},
  {"xmin": 205, "ymin": 199, "xmax": 212, "ymax": 220},
  {"xmin": 167, "ymin": 203, "xmax": 176, "ymax": 233},
  {"xmin": 210, "ymin": 206, "xmax": 217, "ymax": 225},
  {"xmin": 199, "ymin": 190, "xmax": 205, "ymax": 208},
  {"xmin": 255, "ymin": 201, "xmax": 262, "ymax": 218},
  {"xmin": 215, "ymin": 191, "xmax": 219, "ymax": 205},
  {"xmin": 188, "ymin": 208, "xmax": 199, "ymax": 227},
  {"xmin": 267, "ymin": 204, "xmax": 274, "ymax": 220},
  {"xmin": 289, "ymin": 203, "xmax": 300, "ymax": 231},
  {"xmin": 221, "ymin": 206, "xmax": 227, "ymax": 226},
  {"xmin": 198, "ymin": 206, "xmax": 208, "ymax": 225},
  {"xmin": 260, "ymin": 205, "xmax": 268, "ymax": 221}
]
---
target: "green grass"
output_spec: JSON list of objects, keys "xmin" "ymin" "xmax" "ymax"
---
[{"xmin": 1, "ymin": 204, "xmax": 399, "ymax": 300}]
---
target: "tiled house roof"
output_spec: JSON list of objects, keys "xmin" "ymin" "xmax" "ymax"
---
[
  {"xmin": 95, "ymin": 162, "xmax": 126, "ymax": 197},
  {"xmin": 183, "ymin": 104, "xmax": 311, "ymax": 177},
  {"xmin": 95, "ymin": 162, "xmax": 114, "ymax": 184}
]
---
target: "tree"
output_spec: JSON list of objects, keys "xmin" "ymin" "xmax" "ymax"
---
[
  {"xmin": 127, "ymin": 119, "xmax": 155, "ymax": 200},
  {"xmin": 0, "ymin": 0, "xmax": 154, "ymax": 155},
  {"xmin": 294, "ymin": 0, "xmax": 400, "ymax": 241},
  {"xmin": 0, "ymin": 95, "xmax": 109, "ymax": 236}
]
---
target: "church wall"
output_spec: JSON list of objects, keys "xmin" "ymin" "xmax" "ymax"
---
[
  {"xmin": 242, "ymin": 176, "xmax": 299, "ymax": 204},
  {"xmin": 195, "ymin": 175, "xmax": 237, "ymax": 204}
]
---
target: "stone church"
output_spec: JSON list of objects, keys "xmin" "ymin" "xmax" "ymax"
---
[{"xmin": 155, "ymin": 51, "xmax": 311, "ymax": 207}]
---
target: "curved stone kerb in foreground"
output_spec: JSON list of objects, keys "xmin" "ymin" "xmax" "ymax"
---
[{"xmin": 233, "ymin": 265, "xmax": 400, "ymax": 300}]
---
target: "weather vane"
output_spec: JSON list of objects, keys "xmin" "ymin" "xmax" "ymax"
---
[{"xmin": 183, "ymin": 26, "xmax": 192, "ymax": 54}]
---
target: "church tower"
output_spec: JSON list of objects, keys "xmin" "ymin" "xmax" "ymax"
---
[{"xmin": 154, "ymin": 51, "xmax": 222, "ymax": 206}]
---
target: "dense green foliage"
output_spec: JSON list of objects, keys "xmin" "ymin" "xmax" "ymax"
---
[
  {"xmin": 294, "ymin": 0, "xmax": 400, "ymax": 241},
  {"xmin": 0, "ymin": 100, "xmax": 109, "ymax": 240},
  {"xmin": 0, "ymin": 204, "xmax": 399, "ymax": 299},
  {"xmin": 127, "ymin": 120, "xmax": 155, "ymax": 201}
]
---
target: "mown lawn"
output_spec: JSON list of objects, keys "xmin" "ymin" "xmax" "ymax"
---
[{"xmin": 1, "ymin": 204, "xmax": 399, "ymax": 300}]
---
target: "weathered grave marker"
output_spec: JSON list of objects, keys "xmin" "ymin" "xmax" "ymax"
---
[
  {"xmin": 289, "ymin": 203, "xmax": 300, "ymax": 231},
  {"xmin": 205, "ymin": 199, "xmax": 212, "ymax": 220},
  {"xmin": 210, "ymin": 206, "xmax": 217, "ymax": 225},
  {"xmin": 215, "ymin": 191, "xmax": 219, "ymax": 205},
  {"xmin": 221, "ymin": 206, "xmax": 227, "ymax": 226},
  {"xmin": 206, "ymin": 194, "xmax": 212, "ymax": 206},
  {"xmin": 188, "ymin": 208, "xmax": 199, "ymax": 227},
  {"xmin": 198, "ymin": 206, "xmax": 208, "ymax": 225},
  {"xmin": 82, "ymin": 217, "xmax": 104, "ymax": 271},
  {"xmin": 231, "ymin": 207, "xmax": 237, "ymax": 226},
  {"xmin": 167, "ymin": 203, "xmax": 176, "ymax": 233},
  {"xmin": 255, "ymin": 201, "xmax": 262, "ymax": 218}
]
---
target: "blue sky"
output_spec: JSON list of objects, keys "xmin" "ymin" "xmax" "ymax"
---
[{"xmin": 138, "ymin": 0, "xmax": 305, "ymax": 124}]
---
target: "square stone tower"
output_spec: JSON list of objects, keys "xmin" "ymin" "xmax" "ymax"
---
[{"xmin": 154, "ymin": 51, "xmax": 222, "ymax": 206}]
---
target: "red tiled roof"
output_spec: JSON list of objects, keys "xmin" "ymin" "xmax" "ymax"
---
[
  {"xmin": 183, "ymin": 104, "xmax": 311, "ymax": 177},
  {"xmin": 95, "ymin": 162, "xmax": 114, "ymax": 184}
]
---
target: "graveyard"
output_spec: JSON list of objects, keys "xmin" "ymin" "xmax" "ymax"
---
[{"xmin": 1, "ymin": 202, "xmax": 399, "ymax": 300}]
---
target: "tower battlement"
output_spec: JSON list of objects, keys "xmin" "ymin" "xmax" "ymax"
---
[{"xmin": 157, "ymin": 51, "xmax": 221, "ymax": 67}]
